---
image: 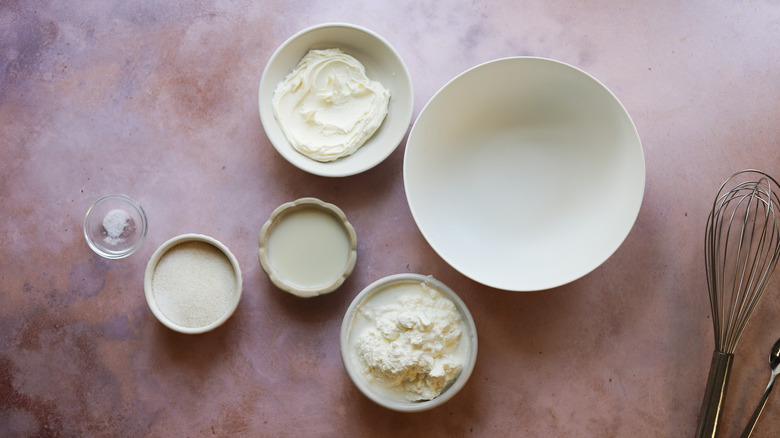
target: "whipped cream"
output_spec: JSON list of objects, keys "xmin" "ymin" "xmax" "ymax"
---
[
  {"xmin": 272, "ymin": 48, "xmax": 390, "ymax": 162},
  {"xmin": 351, "ymin": 281, "xmax": 467, "ymax": 401}
]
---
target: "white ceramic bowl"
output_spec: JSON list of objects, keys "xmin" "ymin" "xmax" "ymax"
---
[
  {"xmin": 340, "ymin": 273, "xmax": 478, "ymax": 412},
  {"xmin": 144, "ymin": 234, "xmax": 242, "ymax": 334},
  {"xmin": 404, "ymin": 57, "xmax": 645, "ymax": 291},
  {"xmin": 258, "ymin": 197, "xmax": 357, "ymax": 298},
  {"xmin": 259, "ymin": 22, "xmax": 414, "ymax": 177}
]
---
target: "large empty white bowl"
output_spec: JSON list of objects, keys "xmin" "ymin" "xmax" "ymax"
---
[
  {"xmin": 259, "ymin": 23, "xmax": 414, "ymax": 177},
  {"xmin": 404, "ymin": 57, "xmax": 645, "ymax": 291}
]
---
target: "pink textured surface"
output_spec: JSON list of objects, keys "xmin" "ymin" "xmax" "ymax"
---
[{"xmin": 2, "ymin": 1, "xmax": 779, "ymax": 436}]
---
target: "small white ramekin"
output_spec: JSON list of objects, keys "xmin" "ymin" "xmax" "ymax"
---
[{"xmin": 144, "ymin": 234, "xmax": 242, "ymax": 334}]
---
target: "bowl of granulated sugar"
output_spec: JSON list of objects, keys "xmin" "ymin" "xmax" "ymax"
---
[{"xmin": 144, "ymin": 234, "xmax": 242, "ymax": 334}]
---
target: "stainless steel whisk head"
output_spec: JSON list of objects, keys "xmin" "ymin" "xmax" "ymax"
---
[
  {"xmin": 696, "ymin": 169, "xmax": 780, "ymax": 438},
  {"xmin": 705, "ymin": 169, "xmax": 780, "ymax": 354}
]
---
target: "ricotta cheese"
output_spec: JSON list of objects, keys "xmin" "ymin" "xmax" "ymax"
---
[
  {"xmin": 353, "ymin": 281, "xmax": 466, "ymax": 401},
  {"xmin": 272, "ymin": 48, "xmax": 390, "ymax": 162}
]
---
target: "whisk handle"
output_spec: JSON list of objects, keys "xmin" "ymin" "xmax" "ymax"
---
[{"xmin": 695, "ymin": 351, "xmax": 734, "ymax": 438}]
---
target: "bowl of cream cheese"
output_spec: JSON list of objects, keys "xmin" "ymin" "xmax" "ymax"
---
[
  {"xmin": 259, "ymin": 23, "xmax": 414, "ymax": 177},
  {"xmin": 340, "ymin": 273, "xmax": 478, "ymax": 412}
]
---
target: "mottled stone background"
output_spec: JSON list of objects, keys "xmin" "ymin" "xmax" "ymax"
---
[{"xmin": 2, "ymin": 0, "xmax": 779, "ymax": 436}]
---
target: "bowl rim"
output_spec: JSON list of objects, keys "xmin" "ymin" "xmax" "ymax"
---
[
  {"xmin": 258, "ymin": 22, "xmax": 414, "ymax": 177},
  {"xmin": 258, "ymin": 197, "xmax": 358, "ymax": 298},
  {"xmin": 403, "ymin": 56, "xmax": 645, "ymax": 291},
  {"xmin": 339, "ymin": 273, "xmax": 478, "ymax": 412},
  {"xmin": 83, "ymin": 193, "xmax": 148, "ymax": 259},
  {"xmin": 144, "ymin": 233, "xmax": 243, "ymax": 334}
]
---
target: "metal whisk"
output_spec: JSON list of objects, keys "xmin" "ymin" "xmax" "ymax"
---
[{"xmin": 695, "ymin": 169, "xmax": 780, "ymax": 438}]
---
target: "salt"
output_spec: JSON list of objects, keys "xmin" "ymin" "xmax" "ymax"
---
[{"xmin": 102, "ymin": 209, "xmax": 133, "ymax": 245}]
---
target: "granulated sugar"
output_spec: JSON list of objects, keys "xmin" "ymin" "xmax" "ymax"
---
[{"xmin": 151, "ymin": 241, "xmax": 237, "ymax": 328}]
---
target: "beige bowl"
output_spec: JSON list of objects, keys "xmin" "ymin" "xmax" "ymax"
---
[
  {"xmin": 144, "ymin": 234, "xmax": 242, "ymax": 334},
  {"xmin": 404, "ymin": 57, "xmax": 645, "ymax": 291},
  {"xmin": 340, "ymin": 273, "xmax": 478, "ymax": 412},
  {"xmin": 259, "ymin": 198, "xmax": 357, "ymax": 297},
  {"xmin": 259, "ymin": 22, "xmax": 414, "ymax": 177}
]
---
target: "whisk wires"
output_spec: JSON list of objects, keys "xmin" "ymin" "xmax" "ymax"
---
[{"xmin": 705, "ymin": 170, "xmax": 780, "ymax": 354}]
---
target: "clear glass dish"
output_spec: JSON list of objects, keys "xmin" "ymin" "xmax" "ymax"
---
[{"xmin": 83, "ymin": 194, "xmax": 147, "ymax": 259}]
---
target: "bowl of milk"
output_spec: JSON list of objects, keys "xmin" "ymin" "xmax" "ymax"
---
[{"xmin": 258, "ymin": 197, "xmax": 358, "ymax": 298}]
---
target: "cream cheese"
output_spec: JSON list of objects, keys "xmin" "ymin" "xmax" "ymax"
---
[
  {"xmin": 272, "ymin": 48, "xmax": 390, "ymax": 162},
  {"xmin": 351, "ymin": 281, "xmax": 467, "ymax": 401}
]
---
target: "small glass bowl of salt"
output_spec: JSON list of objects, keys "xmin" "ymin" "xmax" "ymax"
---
[{"xmin": 83, "ymin": 194, "xmax": 147, "ymax": 259}]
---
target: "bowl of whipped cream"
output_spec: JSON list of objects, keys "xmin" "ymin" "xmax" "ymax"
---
[
  {"xmin": 259, "ymin": 23, "xmax": 414, "ymax": 177},
  {"xmin": 340, "ymin": 273, "xmax": 478, "ymax": 412}
]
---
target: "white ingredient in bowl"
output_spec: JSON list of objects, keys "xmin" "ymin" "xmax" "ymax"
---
[
  {"xmin": 102, "ymin": 209, "xmax": 132, "ymax": 244},
  {"xmin": 272, "ymin": 48, "xmax": 390, "ymax": 162},
  {"xmin": 151, "ymin": 241, "xmax": 237, "ymax": 328},
  {"xmin": 353, "ymin": 281, "xmax": 466, "ymax": 401}
]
